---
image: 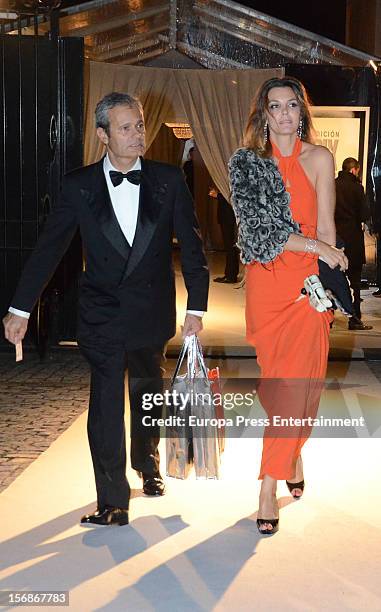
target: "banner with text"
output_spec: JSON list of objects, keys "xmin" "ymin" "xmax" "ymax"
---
[{"xmin": 313, "ymin": 117, "xmax": 361, "ymax": 175}]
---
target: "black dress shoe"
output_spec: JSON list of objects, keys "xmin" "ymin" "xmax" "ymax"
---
[
  {"xmin": 213, "ymin": 276, "xmax": 238, "ymax": 284},
  {"xmin": 80, "ymin": 506, "xmax": 129, "ymax": 526},
  {"xmin": 372, "ymin": 289, "xmax": 381, "ymax": 297},
  {"xmin": 142, "ymin": 473, "xmax": 165, "ymax": 496},
  {"xmin": 348, "ymin": 318, "xmax": 373, "ymax": 330}
]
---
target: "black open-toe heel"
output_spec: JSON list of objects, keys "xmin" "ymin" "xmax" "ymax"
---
[
  {"xmin": 256, "ymin": 518, "xmax": 279, "ymax": 535},
  {"xmin": 286, "ymin": 480, "xmax": 305, "ymax": 499}
]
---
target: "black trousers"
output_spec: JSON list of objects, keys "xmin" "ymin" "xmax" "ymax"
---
[
  {"xmin": 347, "ymin": 261, "xmax": 362, "ymax": 319},
  {"xmin": 79, "ymin": 335, "xmax": 164, "ymax": 510},
  {"xmin": 219, "ymin": 220, "xmax": 239, "ymax": 281},
  {"xmin": 376, "ymin": 238, "xmax": 381, "ymax": 288}
]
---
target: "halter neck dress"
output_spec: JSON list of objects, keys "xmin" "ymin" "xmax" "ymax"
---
[{"xmin": 245, "ymin": 138, "xmax": 332, "ymax": 480}]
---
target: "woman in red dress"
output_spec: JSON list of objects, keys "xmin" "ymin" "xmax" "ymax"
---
[{"xmin": 229, "ymin": 77, "xmax": 348, "ymax": 535}]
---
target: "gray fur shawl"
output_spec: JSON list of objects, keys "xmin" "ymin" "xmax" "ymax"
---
[{"xmin": 228, "ymin": 147, "xmax": 300, "ymax": 264}]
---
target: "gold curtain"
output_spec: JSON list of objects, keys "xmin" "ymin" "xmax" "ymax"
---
[
  {"xmin": 173, "ymin": 68, "xmax": 283, "ymax": 200},
  {"xmin": 84, "ymin": 61, "xmax": 284, "ymax": 199},
  {"xmin": 84, "ymin": 62, "xmax": 180, "ymax": 165}
]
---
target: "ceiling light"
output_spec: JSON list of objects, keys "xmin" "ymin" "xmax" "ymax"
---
[{"xmin": 165, "ymin": 123, "xmax": 193, "ymax": 140}]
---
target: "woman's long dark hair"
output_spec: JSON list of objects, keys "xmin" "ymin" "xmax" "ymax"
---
[{"xmin": 243, "ymin": 76, "xmax": 315, "ymax": 157}]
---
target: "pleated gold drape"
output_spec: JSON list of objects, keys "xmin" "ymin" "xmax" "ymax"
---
[
  {"xmin": 85, "ymin": 61, "xmax": 284, "ymax": 200},
  {"xmin": 84, "ymin": 63, "xmax": 178, "ymax": 166}
]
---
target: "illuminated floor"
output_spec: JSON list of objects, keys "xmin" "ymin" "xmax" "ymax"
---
[
  {"xmin": 1, "ymin": 254, "xmax": 381, "ymax": 610},
  {"xmin": 0, "ymin": 358, "xmax": 380, "ymax": 611}
]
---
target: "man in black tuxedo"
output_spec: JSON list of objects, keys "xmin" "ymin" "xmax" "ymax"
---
[{"xmin": 3, "ymin": 92, "xmax": 209, "ymax": 526}]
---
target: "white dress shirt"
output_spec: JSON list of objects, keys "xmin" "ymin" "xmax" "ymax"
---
[
  {"xmin": 10, "ymin": 153, "xmax": 204, "ymax": 319},
  {"xmin": 104, "ymin": 154, "xmax": 140, "ymax": 246}
]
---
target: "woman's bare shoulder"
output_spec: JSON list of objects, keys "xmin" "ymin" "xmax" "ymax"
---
[
  {"xmin": 301, "ymin": 142, "xmax": 334, "ymax": 168},
  {"xmin": 302, "ymin": 142, "xmax": 333, "ymax": 158}
]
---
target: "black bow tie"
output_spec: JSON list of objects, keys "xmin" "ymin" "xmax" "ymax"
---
[{"xmin": 109, "ymin": 169, "xmax": 142, "ymax": 187}]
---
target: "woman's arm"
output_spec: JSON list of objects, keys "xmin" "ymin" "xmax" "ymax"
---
[
  {"xmin": 229, "ymin": 149, "xmax": 301, "ymax": 264},
  {"xmin": 315, "ymin": 146, "xmax": 336, "ymax": 245},
  {"xmin": 283, "ymin": 147, "xmax": 347, "ymax": 270}
]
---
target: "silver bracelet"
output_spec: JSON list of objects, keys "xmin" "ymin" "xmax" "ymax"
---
[{"xmin": 305, "ymin": 238, "xmax": 318, "ymax": 254}]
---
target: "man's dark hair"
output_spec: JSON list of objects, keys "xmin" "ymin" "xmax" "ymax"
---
[
  {"xmin": 95, "ymin": 92, "xmax": 143, "ymax": 135},
  {"xmin": 342, "ymin": 157, "xmax": 360, "ymax": 172}
]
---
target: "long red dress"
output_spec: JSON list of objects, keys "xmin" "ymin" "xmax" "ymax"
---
[{"xmin": 245, "ymin": 138, "xmax": 332, "ymax": 480}]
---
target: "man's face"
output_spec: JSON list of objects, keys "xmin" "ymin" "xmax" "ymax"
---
[
  {"xmin": 351, "ymin": 166, "xmax": 360, "ymax": 177},
  {"xmin": 97, "ymin": 104, "xmax": 146, "ymax": 166},
  {"xmin": 266, "ymin": 86, "xmax": 301, "ymax": 136}
]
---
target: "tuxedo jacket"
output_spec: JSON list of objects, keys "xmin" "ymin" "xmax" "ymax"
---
[
  {"xmin": 335, "ymin": 170, "xmax": 369, "ymax": 265},
  {"xmin": 11, "ymin": 157, "xmax": 209, "ymax": 349}
]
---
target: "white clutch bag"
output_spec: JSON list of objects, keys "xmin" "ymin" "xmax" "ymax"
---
[{"xmin": 303, "ymin": 274, "xmax": 333, "ymax": 313}]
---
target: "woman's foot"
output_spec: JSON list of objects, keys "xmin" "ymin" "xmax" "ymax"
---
[
  {"xmin": 257, "ymin": 476, "xmax": 279, "ymax": 535},
  {"xmin": 286, "ymin": 456, "xmax": 304, "ymax": 499}
]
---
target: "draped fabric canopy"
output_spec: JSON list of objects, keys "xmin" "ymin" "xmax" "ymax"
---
[{"xmin": 85, "ymin": 61, "xmax": 284, "ymax": 200}]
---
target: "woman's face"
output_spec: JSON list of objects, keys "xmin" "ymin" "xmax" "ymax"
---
[{"xmin": 265, "ymin": 86, "xmax": 302, "ymax": 136}]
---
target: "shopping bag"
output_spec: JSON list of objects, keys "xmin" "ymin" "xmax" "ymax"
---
[
  {"xmin": 166, "ymin": 337, "xmax": 194, "ymax": 479},
  {"xmin": 188, "ymin": 335, "xmax": 221, "ymax": 479},
  {"xmin": 166, "ymin": 335, "xmax": 223, "ymax": 479}
]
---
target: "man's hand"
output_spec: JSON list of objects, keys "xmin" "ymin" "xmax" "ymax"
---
[
  {"xmin": 182, "ymin": 313, "xmax": 203, "ymax": 338},
  {"xmin": 3, "ymin": 313, "xmax": 28, "ymax": 345}
]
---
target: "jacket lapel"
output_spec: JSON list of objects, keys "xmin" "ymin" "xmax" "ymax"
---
[
  {"xmin": 81, "ymin": 159, "xmax": 131, "ymax": 260},
  {"xmin": 122, "ymin": 157, "xmax": 163, "ymax": 280}
]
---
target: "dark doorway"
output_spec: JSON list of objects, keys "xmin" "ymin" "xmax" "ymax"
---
[{"xmin": 0, "ymin": 35, "xmax": 83, "ymax": 349}]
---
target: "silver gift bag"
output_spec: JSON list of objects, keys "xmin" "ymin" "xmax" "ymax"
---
[
  {"xmin": 166, "ymin": 335, "xmax": 222, "ymax": 480},
  {"xmin": 165, "ymin": 335, "xmax": 194, "ymax": 479}
]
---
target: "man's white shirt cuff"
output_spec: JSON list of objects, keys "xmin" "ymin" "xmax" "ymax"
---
[
  {"xmin": 9, "ymin": 307, "xmax": 30, "ymax": 319},
  {"xmin": 186, "ymin": 310, "xmax": 204, "ymax": 317}
]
